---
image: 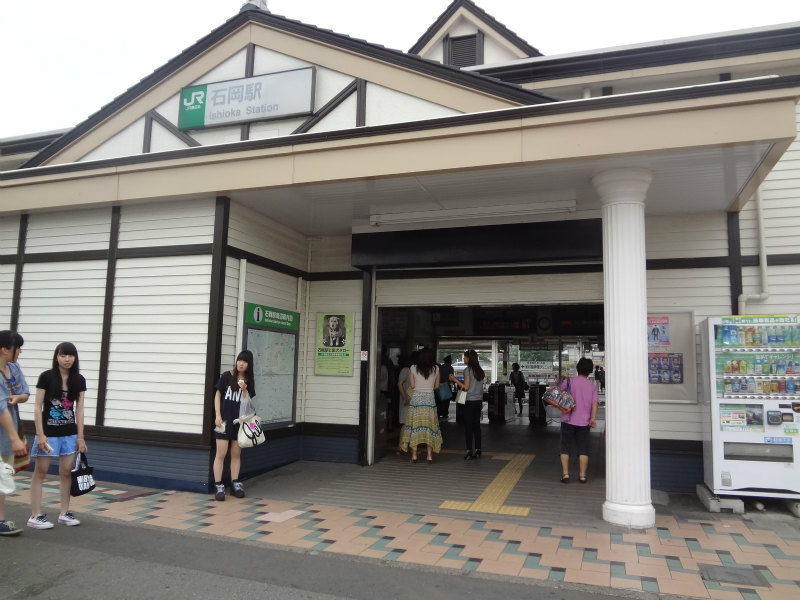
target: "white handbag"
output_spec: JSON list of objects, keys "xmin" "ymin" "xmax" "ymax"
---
[
  {"xmin": 456, "ymin": 390, "xmax": 468, "ymax": 405},
  {"xmin": 235, "ymin": 392, "xmax": 266, "ymax": 448},
  {"xmin": 0, "ymin": 462, "xmax": 15, "ymax": 495}
]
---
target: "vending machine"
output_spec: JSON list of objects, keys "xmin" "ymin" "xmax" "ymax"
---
[{"xmin": 701, "ymin": 315, "xmax": 800, "ymax": 504}]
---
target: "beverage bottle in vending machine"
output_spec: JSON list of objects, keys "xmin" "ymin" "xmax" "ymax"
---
[
  {"xmin": 722, "ymin": 325, "xmax": 731, "ymax": 346},
  {"xmin": 747, "ymin": 377, "xmax": 756, "ymax": 393},
  {"xmin": 730, "ymin": 326, "xmax": 740, "ymax": 346},
  {"xmin": 753, "ymin": 326, "xmax": 762, "ymax": 347},
  {"xmin": 787, "ymin": 379, "xmax": 796, "ymax": 394},
  {"xmin": 744, "ymin": 327, "xmax": 754, "ymax": 346},
  {"xmin": 776, "ymin": 326, "xmax": 785, "ymax": 346}
]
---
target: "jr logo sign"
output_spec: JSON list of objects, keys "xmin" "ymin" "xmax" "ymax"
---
[{"xmin": 178, "ymin": 85, "xmax": 208, "ymax": 130}]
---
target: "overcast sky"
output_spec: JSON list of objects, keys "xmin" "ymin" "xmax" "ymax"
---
[{"xmin": 1, "ymin": 0, "xmax": 797, "ymax": 139}]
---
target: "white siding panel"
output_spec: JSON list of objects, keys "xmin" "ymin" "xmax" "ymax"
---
[
  {"xmin": 0, "ymin": 215, "xmax": 20, "ymax": 254},
  {"xmin": 80, "ymin": 118, "xmax": 146, "ymax": 162},
  {"xmin": 309, "ymin": 93, "xmax": 357, "ymax": 133},
  {"xmin": 0, "ymin": 264, "xmax": 15, "ymax": 328},
  {"xmin": 118, "ymin": 198, "xmax": 215, "ymax": 248},
  {"xmin": 365, "ymin": 83, "xmax": 459, "ymax": 127},
  {"xmin": 228, "ymin": 202, "xmax": 308, "ymax": 271},
  {"xmin": 246, "ymin": 263, "xmax": 298, "ymax": 311},
  {"xmin": 299, "ymin": 280, "xmax": 362, "ymax": 425},
  {"xmin": 741, "ymin": 264, "xmax": 800, "ymax": 314},
  {"xmin": 16, "ymin": 260, "xmax": 107, "ymax": 426},
  {"xmin": 26, "ymin": 208, "xmax": 111, "ymax": 253},
  {"xmin": 646, "ymin": 267, "xmax": 731, "ymax": 440},
  {"xmin": 150, "ymin": 120, "xmax": 192, "ymax": 153},
  {"xmin": 221, "ymin": 256, "xmax": 240, "ymax": 372},
  {"xmin": 376, "ymin": 272, "xmax": 603, "ymax": 307},
  {"xmin": 645, "ymin": 213, "xmax": 728, "ymax": 259},
  {"xmin": 309, "ymin": 236, "xmax": 354, "ymax": 272},
  {"xmin": 105, "ymin": 255, "xmax": 211, "ymax": 432}
]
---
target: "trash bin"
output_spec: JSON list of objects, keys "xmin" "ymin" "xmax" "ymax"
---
[{"xmin": 487, "ymin": 383, "xmax": 506, "ymax": 423}]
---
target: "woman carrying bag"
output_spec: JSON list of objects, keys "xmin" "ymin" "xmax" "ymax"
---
[{"xmin": 212, "ymin": 350, "xmax": 256, "ymax": 501}]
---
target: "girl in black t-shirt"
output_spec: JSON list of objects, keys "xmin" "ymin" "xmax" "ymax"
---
[
  {"xmin": 212, "ymin": 350, "xmax": 255, "ymax": 501},
  {"xmin": 28, "ymin": 342, "xmax": 87, "ymax": 529}
]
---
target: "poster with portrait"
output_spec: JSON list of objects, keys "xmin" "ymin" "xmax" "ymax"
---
[
  {"xmin": 315, "ymin": 312, "xmax": 354, "ymax": 376},
  {"xmin": 647, "ymin": 311, "xmax": 696, "ymax": 403}
]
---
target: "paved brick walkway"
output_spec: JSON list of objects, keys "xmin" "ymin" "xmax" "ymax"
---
[{"xmin": 9, "ymin": 468, "xmax": 800, "ymax": 600}]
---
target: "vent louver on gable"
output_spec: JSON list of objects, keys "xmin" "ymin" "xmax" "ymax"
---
[{"xmin": 445, "ymin": 31, "xmax": 485, "ymax": 68}]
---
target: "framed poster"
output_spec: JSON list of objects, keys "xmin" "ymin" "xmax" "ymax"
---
[
  {"xmin": 647, "ymin": 311, "xmax": 697, "ymax": 403},
  {"xmin": 243, "ymin": 302, "xmax": 299, "ymax": 426},
  {"xmin": 315, "ymin": 312, "xmax": 354, "ymax": 376}
]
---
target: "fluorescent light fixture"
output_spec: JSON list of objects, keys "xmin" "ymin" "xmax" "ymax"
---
[{"xmin": 369, "ymin": 199, "xmax": 575, "ymax": 227}]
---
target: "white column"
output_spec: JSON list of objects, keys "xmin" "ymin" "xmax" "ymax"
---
[{"xmin": 593, "ymin": 168, "xmax": 656, "ymax": 529}]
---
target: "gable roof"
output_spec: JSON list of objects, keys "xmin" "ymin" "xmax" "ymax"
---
[
  {"xmin": 23, "ymin": 4, "xmax": 553, "ymax": 169},
  {"xmin": 408, "ymin": 0, "xmax": 541, "ymax": 57}
]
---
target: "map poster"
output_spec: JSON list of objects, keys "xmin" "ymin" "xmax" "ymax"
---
[
  {"xmin": 242, "ymin": 303, "xmax": 300, "ymax": 426},
  {"xmin": 315, "ymin": 312, "xmax": 354, "ymax": 376}
]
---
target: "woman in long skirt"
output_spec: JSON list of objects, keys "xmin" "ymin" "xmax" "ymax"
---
[{"xmin": 399, "ymin": 348, "xmax": 442, "ymax": 463}]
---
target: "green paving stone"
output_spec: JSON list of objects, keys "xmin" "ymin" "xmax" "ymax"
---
[
  {"xmin": 502, "ymin": 541, "xmax": 528, "ymax": 556},
  {"xmin": 718, "ymin": 550, "xmax": 738, "ymax": 566},
  {"xmin": 384, "ymin": 550, "xmax": 405, "ymax": 561},
  {"xmin": 548, "ymin": 568, "xmax": 565, "ymax": 581},
  {"xmin": 558, "ymin": 536, "xmax": 574, "ymax": 549},
  {"xmin": 641, "ymin": 579, "xmax": 660, "ymax": 593},
  {"xmin": 636, "ymin": 543, "xmax": 652, "ymax": 557},
  {"xmin": 523, "ymin": 554, "xmax": 548, "ymax": 570},
  {"xmin": 462, "ymin": 558, "xmax": 481, "ymax": 572},
  {"xmin": 765, "ymin": 544, "xmax": 800, "ymax": 560},
  {"xmin": 738, "ymin": 588, "xmax": 761, "ymax": 600}
]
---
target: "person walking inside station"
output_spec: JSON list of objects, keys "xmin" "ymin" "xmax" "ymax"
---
[
  {"xmin": 28, "ymin": 342, "xmax": 87, "ymax": 529},
  {"xmin": 0, "ymin": 330, "xmax": 30, "ymax": 536},
  {"xmin": 399, "ymin": 348, "xmax": 442, "ymax": 463},
  {"xmin": 213, "ymin": 350, "xmax": 256, "ymax": 501},
  {"xmin": 450, "ymin": 349, "xmax": 486, "ymax": 460},
  {"xmin": 559, "ymin": 357, "xmax": 599, "ymax": 484},
  {"xmin": 509, "ymin": 362, "xmax": 528, "ymax": 416}
]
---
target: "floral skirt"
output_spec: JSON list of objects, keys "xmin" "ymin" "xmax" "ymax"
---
[{"xmin": 399, "ymin": 390, "xmax": 442, "ymax": 453}]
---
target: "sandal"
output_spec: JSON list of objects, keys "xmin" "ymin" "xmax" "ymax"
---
[
  {"xmin": 579, "ymin": 475, "xmax": 587, "ymax": 483},
  {"xmin": 560, "ymin": 474, "xmax": 570, "ymax": 484}
]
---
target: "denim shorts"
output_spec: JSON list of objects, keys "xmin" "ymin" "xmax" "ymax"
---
[{"xmin": 30, "ymin": 434, "xmax": 77, "ymax": 457}]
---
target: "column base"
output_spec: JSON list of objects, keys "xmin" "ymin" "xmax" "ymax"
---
[{"xmin": 603, "ymin": 500, "xmax": 656, "ymax": 528}]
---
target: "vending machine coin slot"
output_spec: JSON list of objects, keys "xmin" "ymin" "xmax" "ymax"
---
[{"xmin": 767, "ymin": 410, "xmax": 782, "ymax": 425}]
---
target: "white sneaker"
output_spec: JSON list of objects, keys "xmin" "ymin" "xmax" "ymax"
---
[
  {"xmin": 27, "ymin": 514, "xmax": 54, "ymax": 529},
  {"xmin": 58, "ymin": 512, "xmax": 81, "ymax": 526}
]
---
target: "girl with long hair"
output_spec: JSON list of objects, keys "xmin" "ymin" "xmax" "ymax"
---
[
  {"xmin": 212, "ymin": 350, "xmax": 255, "ymax": 501},
  {"xmin": 399, "ymin": 348, "xmax": 442, "ymax": 463},
  {"xmin": 450, "ymin": 349, "xmax": 485, "ymax": 459},
  {"xmin": 28, "ymin": 342, "xmax": 87, "ymax": 529}
]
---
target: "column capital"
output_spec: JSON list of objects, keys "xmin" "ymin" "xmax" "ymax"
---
[{"xmin": 592, "ymin": 168, "xmax": 653, "ymax": 206}]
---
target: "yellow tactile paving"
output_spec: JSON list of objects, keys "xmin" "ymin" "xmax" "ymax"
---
[{"xmin": 440, "ymin": 451, "xmax": 534, "ymax": 515}]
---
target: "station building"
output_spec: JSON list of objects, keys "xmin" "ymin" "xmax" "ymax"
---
[{"xmin": 1, "ymin": 0, "xmax": 799, "ymax": 527}]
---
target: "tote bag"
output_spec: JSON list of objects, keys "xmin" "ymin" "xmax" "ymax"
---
[
  {"xmin": 236, "ymin": 392, "xmax": 266, "ymax": 448},
  {"xmin": 70, "ymin": 452, "xmax": 96, "ymax": 497}
]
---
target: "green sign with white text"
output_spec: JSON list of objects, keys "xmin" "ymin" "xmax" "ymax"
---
[{"xmin": 245, "ymin": 302, "xmax": 300, "ymax": 332}]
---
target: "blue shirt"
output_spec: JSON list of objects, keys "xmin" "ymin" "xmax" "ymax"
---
[{"xmin": 0, "ymin": 362, "xmax": 29, "ymax": 455}]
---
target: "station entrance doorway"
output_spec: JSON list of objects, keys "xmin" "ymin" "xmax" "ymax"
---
[{"xmin": 375, "ymin": 304, "xmax": 606, "ymax": 463}]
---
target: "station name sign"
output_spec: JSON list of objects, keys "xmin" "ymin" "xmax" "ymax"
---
[{"xmin": 178, "ymin": 67, "xmax": 314, "ymax": 130}]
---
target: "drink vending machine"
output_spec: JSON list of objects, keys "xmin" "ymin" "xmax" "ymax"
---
[{"xmin": 700, "ymin": 316, "xmax": 800, "ymax": 514}]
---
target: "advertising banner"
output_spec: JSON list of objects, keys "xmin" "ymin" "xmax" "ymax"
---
[
  {"xmin": 315, "ymin": 313, "xmax": 354, "ymax": 376},
  {"xmin": 179, "ymin": 67, "xmax": 314, "ymax": 130}
]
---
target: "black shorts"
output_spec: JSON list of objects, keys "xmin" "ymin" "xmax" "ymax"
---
[
  {"xmin": 560, "ymin": 422, "xmax": 591, "ymax": 456},
  {"xmin": 213, "ymin": 420, "xmax": 241, "ymax": 441}
]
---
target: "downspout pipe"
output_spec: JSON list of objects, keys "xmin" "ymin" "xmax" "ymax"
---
[{"xmin": 738, "ymin": 188, "xmax": 769, "ymax": 314}]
